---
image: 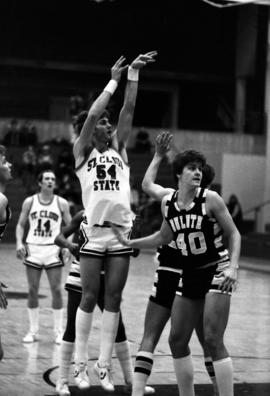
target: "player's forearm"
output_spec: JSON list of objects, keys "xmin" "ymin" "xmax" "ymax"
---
[
  {"xmin": 128, "ymin": 231, "xmax": 167, "ymax": 249},
  {"xmin": 117, "ymin": 80, "xmax": 138, "ymax": 144},
  {"xmin": 89, "ymin": 88, "xmax": 115, "ymax": 121},
  {"xmin": 227, "ymin": 229, "xmax": 241, "ymax": 269},
  {"xmin": 55, "ymin": 233, "xmax": 70, "ymax": 249},
  {"xmin": 142, "ymin": 153, "xmax": 163, "ymax": 194},
  {"xmin": 15, "ymin": 225, "xmax": 24, "ymax": 246}
]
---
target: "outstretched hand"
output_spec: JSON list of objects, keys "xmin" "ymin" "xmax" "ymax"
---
[
  {"xmin": 0, "ymin": 282, "xmax": 8, "ymax": 309},
  {"xmin": 111, "ymin": 224, "xmax": 131, "ymax": 247},
  {"xmin": 131, "ymin": 51, "xmax": 158, "ymax": 70},
  {"xmin": 155, "ymin": 131, "xmax": 173, "ymax": 157},
  {"xmin": 111, "ymin": 56, "xmax": 129, "ymax": 82}
]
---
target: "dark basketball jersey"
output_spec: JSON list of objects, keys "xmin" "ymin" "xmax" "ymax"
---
[
  {"xmin": 164, "ymin": 187, "xmax": 229, "ymax": 269},
  {"xmin": 0, "ymin": 204, "xmax": 11, "ymax": 241}
]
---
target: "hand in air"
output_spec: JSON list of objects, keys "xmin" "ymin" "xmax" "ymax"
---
[
  {"xmin": 111, "ymin": 56, "xmax": 129, "ymax": 82},
  {"xmin": 155, "ymin": 131, "xmax": 173, "ymax": 157},
  {"xmin": 0, "ymin": 282, "xmax": 8, "ymax": 309},
  {"xmin": 110, "ymin": 224, "xmax": 130, "ymax": 246},
  {"xmin": 131, "ymin": 51, "xmax": 158, "ymax": 70}
]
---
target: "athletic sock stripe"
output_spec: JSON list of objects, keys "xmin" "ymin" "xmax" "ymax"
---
[
  {"xmin": 135, "ymin": 356, "xmax": 153, "ymax": 364},
  {"xmin": 134, "ymin": 367, "xmax": 151, "ymax": 375}
]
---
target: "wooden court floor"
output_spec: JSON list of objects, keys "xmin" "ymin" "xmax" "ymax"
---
[{"xmin": 0, "ymin": 244, "xmax": 269, "ymax": 396}]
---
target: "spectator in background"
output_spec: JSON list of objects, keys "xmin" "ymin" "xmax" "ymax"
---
[
  {"xmin": 21, "ymin": 145, "xmax": 37, "ymax": 194},
  {"xmin": 56, "ymin": 147, "xmax": 74, "ymax": 176},
  {"xmin": 227, "ymin": 194, "xmax": 243, "ymax": 232},
  {"xmin": 69, "ymin": 95, "xmax": 85, "ymax": 118},
  {"xmin": 37, "ymin": 144, "xmax": 54, "ymax": 174},
  {"xmin": 3, "ymin": 119, "xmax": 20, "ymax": 146},
  {"xmin": 133, "ymin": 128, "xmax": 152, "ymax": 153},
  {"xmin": 26, "ymin": 123, "xmax": 38, "ymax": 147}
]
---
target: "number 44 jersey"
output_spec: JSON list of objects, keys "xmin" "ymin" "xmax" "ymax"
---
[
  {"xmin": 164, "ymin": 187, "xmax": 229, "ymax": 269},
  {"xmin": 75, "ymin": 147, "xmax": 134, "ymax": 228},
  {"xmin": 26, "ymin": 194, "xmax": 63, "ymax": 245}
]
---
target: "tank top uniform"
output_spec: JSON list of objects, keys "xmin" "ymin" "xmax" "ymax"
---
[
  {"xmin": 24, "ymin": 194, "xmax": 63, "ymax": 268},
  {"xmin": 75, "ymin": 147, "xmax": 134, "ymax": 256},
  {"xmin": 164, "ymin": 187, "xmax": 231, "ymax": 298},
  {"xmin": 0, "ymin": 204, "xmax": 11, "ymax": 241},
  {"xmin": 65, "ymin": 216, "xmax": 105, "ymax": 297}
]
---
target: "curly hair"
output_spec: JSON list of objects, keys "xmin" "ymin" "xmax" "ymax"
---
[
  {"xmin": 72, "ymin": 109, "xmax": 110, "ymax": 135},
  {"xmin": 172, "ymin": 150, "xmax": 206, "ymax": 184}
]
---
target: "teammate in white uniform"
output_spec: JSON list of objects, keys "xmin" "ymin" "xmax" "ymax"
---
[
  {"xmin": 16, "ymin": 170, "xmax": 72, "ymax": 344},
  {"xmin": 0, "ymin": 145, "xmax": 12, "ymax": 361},
  {"xmin": 72, "ymin": 51, "xmax": 157, "ymax": 391}
]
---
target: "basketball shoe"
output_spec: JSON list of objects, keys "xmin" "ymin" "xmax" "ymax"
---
[
  {"xmin": 55, "ymin": 379, "xmax": 70, "ymax": 396},
  {"xmin": 74, "ymin": 362, "xmax": 90, "ymax": 389},
  {"xmin": 22, "ymin": 332, "xmax": 39, "ymax": 343},
  {"xmin": 94, "ymin": 361, "xmax": 114, "ymax": 392}
]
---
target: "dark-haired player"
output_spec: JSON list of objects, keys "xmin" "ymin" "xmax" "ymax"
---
[
  {"xmin": 113, "ymin": 144, "xmax": 240, "ymax": 396},
  {"xmin": 72, "ymin": 51, "xmax": 157, "ymax": 391},
  {"xmin": 16, "ymin": 170, "xmax": 71, "ymax": 344},
  {"xmin": 130, "ymin": 132, "xmax": 219, "ymax": 396},
  {"xmin": 0, "ymin": 145, "xmax": 12, "ymax": 361}
]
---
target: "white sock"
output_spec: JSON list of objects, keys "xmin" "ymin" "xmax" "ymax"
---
[
  {"xmin": 173, "ymin": 354, "xmax": 195, "ymax": 396},
  {"xmin": 74, "ymin": 308, "xmax": 93, "ymax": 363},
  {"xmin": 27, "ymin": 307, "xmax": 39, "ymax": 333},
  {"xmin": 53, "ymin": 308, "xmax": 64, "ymax": 333},
  {"xmin": 213, "ymin": 357, "xmax": 234, "ymax": 396},
  {"xmin": 114, "ymin": 340, "xmax": 133, "ymax": 385},
  {"xmin": 99, "ymin": 310, "xmax": 119, "ymax": 366},
  {"xmin": 132, "ymin": 351, "xmax": 153, "ymax": 396},
  {"xmin": 58, "ymin": 341, "xmax": 74, "ymax": 382}
]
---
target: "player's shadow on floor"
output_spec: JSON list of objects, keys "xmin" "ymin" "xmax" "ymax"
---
[{"xmin": 45, "ymin": 383, "xmax": 270, "ymax": 396}]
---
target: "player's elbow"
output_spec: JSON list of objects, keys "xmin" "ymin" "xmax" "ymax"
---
[{"xmin": 141, "ymin": 179, "xmax": 151, "ymax": 194}]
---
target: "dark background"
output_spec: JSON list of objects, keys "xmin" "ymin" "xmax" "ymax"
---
[{"xmin": 0, "ymin": 0, "xmax": 268, "ymax": 132}]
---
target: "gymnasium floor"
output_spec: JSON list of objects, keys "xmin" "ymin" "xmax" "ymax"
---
[{"xmin": 0, "ymin": 244, "xmax": 269, "ymax": 396}]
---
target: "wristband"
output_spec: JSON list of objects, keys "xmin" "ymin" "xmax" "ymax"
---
[
  {"xmin": 128, "ymin": 66, "xmax": 139, "ymax": 81},
  {"xmin": 103, "ymin": 79, "xmax": 118, "ymax": 95}
]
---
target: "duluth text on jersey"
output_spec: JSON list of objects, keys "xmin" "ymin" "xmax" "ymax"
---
[
  {"xmin": 87, "ymin": 155, "xmax": 123, "ymax": 191},
  {"xmin": 169, "ymin": 214, "xmax": 203, "ymax": 232}
]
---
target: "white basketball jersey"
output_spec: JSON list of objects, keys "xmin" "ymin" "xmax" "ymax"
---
[
  {"xmin": 26, "ymin": 194, "xmax": 63, "ymax": 245},
  {"xmin": 76, "ymin": 147, "xmax": 133, "ymax": 227}
]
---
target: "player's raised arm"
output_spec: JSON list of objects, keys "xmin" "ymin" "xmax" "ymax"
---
[
  {"xmin": 142, "ymin": 131, "xmax": 173, "ymax": 201},
  {"xmin": 114, "ymin": 51, "xmax": 157, "ymax": 161},
  {"xmin": 73, "ymin": 56, "xmax": 128, "ymax": 161}
]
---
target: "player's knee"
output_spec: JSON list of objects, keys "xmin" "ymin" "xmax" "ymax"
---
[
  {"xmin": 169, "ymin": 330, "xmax": 189, "ymax": 355},
  {"xmin": 204, "ymin": 330, "xmax": 221, "ymax": 352},
  {"xmin": 105, "ymin": 290, "xmax": 122, "ymax": 310},
  {"xmin": 81, "ymin": 290, "xmax": 97, "ymax": 310},
  {"xmin": 28, "ymin": 284, "xmax": 39, "ymax": 297},
  {"xmin": 51, "ymin": 284, "xmax": 62, "ymax": 298}
]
